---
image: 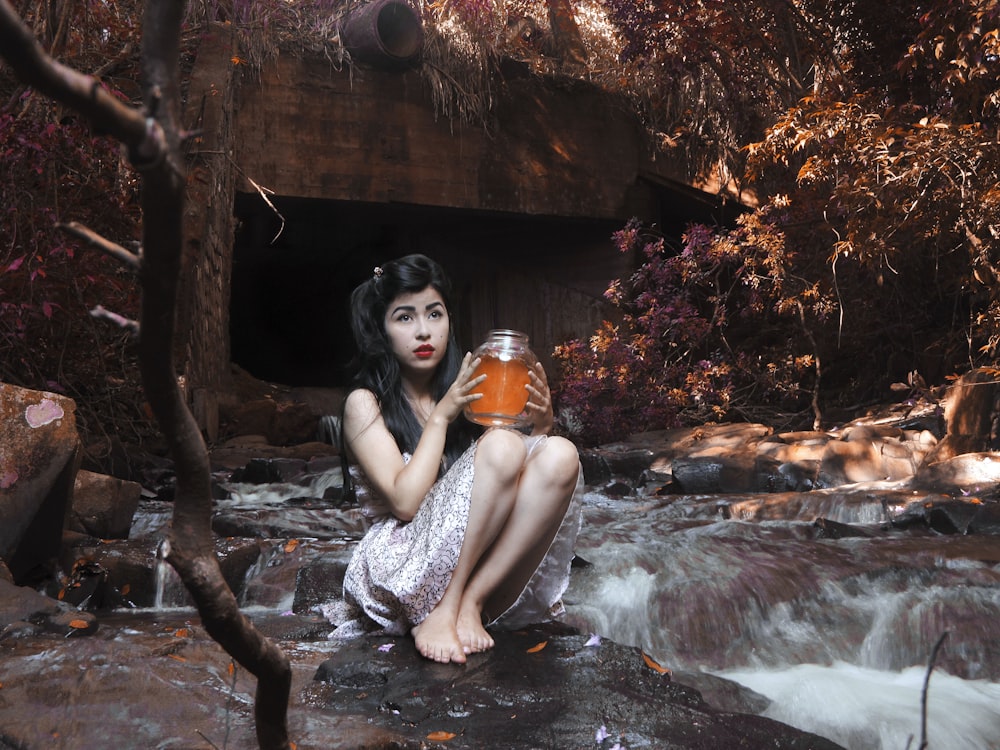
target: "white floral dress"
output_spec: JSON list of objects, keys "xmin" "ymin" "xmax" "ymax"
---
[{"xmin": 324, "ymin": 432, "xmax": 583, "ymax": 637}]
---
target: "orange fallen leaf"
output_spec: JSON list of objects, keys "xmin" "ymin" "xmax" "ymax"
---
[
  {"xmin": 426, "ymin": 731, "xmax": 456, "ymax": 741},
  {"xmin": 168, "ymin": 654, "xmax": 187, "ymax": 662},
  {"xmin": 120, "ymin": 583, "xmax": 130, "ymax": 595},
  {"xmin": 57, "ymin": 589, "xmax": 65, "ymax": 600},
  {"xmin": 228, "ymin": 661, "xmax": 236, "ymax": 676},
  {"xmin": 68, "ymin": 619, "xmax": 90, "ymax": 630},
  {"xmin": 174, "ymin": 628, "xmax": 190, "ymax": 638},
  {"xmin": 284, "ymin": 539, "xmax": 299, "ymax": 553},
  {"xmin": 641, "ymin": 651, "xmax": 671, "ymax": 675},
  {"xmin": 526, "ymin": 640, "xmax": 548, "ymax": 654}
]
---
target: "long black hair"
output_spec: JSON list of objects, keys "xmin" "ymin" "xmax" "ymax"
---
[{"xmin": 344, "ymin": 253, "xmax": 477, "ymax": 469}]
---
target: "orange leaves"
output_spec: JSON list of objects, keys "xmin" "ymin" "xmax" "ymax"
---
[
  {"xmin": 526, "ymin": 640, "xmax": 548, "ymax": 654},
  {"xmin": 68, "ymin": 619, "xmax": 90, "ymax": 630},
  {"xmin": 641, "ymin": 651, "xmax": 671, "ymax": 676},
  {"xmin": 283, "ymin": 539, "xmax": 299, "ymax": 553},
  {"xmin": 426, "ymin": 730, "xmax": 456, "ymax": 741}
]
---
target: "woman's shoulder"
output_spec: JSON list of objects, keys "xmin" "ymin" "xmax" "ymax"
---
[{"xmin": 344, "ymin": 388, "xmax": 380, "ymax": 417}]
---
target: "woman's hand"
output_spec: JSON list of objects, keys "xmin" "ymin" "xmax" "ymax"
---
[
  {"xmin": 524, "ymin": 362, "xmax": 554, "ymax": 435},
  {"xmin": 431, "ymin": 352, "xmax": 484, "ymax": 424}
]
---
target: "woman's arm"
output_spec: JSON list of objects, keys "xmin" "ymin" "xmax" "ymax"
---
[{"xmin": 343, "ymin": 354, "xmax": 483, "ymax": 521}]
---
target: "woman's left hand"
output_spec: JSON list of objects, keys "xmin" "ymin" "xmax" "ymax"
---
[{"xmin": 524, "ymin": 362, "xmax": 554, "ymax": 435}]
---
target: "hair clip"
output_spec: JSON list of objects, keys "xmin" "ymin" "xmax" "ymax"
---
[{"xmin": 373, "ymin": 266, "xmax": 384, "ymax": 279}]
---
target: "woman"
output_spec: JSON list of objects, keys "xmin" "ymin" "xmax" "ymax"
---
[{"xmin": 332, "ymin": 254, "xmax": 582, "ymax": 664}]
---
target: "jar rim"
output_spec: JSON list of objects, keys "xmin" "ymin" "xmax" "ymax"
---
[{"xmin": 486, "ymin": 328, "xmax": 529, "ymax": 339}]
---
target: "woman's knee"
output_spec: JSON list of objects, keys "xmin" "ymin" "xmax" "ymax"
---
[
  {"xmin": 532, "ymin": 436, "xmax": 580, "ymax": 489},
  {"xmin": 476, "ymin": 428, "xmax": 527, "ymax": 478}
]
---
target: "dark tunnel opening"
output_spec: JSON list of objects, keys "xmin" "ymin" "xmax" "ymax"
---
[{"xmin": 229, "ymin": 189, "xmax": 740, "ymax": 388}]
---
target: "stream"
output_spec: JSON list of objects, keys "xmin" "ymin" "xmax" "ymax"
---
[
  {"xmin": 564, "ymin": 485, "xmax": 1000, "ymax": 749},
  {"xmin": 4, "ymin": 458, "xmax": 1000, "ymax": 749}
]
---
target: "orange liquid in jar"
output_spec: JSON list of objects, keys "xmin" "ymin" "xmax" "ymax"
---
[{"xmin": 467, "ymin": 355, "xmax": 531, "ymax": 426}]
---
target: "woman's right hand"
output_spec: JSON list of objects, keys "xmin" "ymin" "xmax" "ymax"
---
[{"xmin": 433, "ymin": 352, "xmax": 484, "ymax": 423}]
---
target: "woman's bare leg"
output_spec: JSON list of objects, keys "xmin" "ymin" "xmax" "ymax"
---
[
  {"xmin": 411, "ymin": 429, "xmax": 526, "ymax": 663},
  {"xmin": 459, "ymin": 436, "xmax": 580, "ymax": 631}
]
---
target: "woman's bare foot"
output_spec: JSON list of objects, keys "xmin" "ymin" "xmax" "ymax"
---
[
  {"xmin": 456, "ymin": 602, "xmax": 494, "ymax": 654},
  {"xmin": 412, "ymin": 607, "xmax": 466, "ymax": 664}
]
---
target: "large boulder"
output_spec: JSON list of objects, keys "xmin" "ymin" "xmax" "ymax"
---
[
  {"xmin": 0, "ymin": 383, "xmax": 79, "ymax": 583},
  {"xmin": 68, "ymin": 469, "xmax": 142, "ymax": 540}
]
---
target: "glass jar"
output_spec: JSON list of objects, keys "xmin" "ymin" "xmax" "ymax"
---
[{"xmin": 464, "ymin": 329, "xmax": 539, "ymax": 428}]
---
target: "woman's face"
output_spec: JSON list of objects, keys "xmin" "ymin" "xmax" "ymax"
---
[{"xmin": 384, "ymin": 285, "xmax": 450, "ymax": 376}]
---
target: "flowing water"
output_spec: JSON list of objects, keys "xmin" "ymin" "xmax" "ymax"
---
[
  {"xmin": 562, "ymin": 486, "xmax": 1000, "ymax": 749},
  {"xmin": 9, "ymin": 462, "xmax": 998, "ymax": 749}
]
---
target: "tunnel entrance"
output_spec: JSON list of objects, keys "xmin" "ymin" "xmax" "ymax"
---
[{"xmin": 229, "ymin": 193, "xmax": 629, "ymax": 388}]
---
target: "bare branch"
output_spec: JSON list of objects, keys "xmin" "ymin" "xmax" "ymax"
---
[
  {"xmin": 0, "ymin": 0, "xmax": 164, "ymax": 165},
  {"xmin": 58, "ymin": 221, "xmax": 141, "ymax": 271},
  {"xmin": 919, "ymin": 631, "xmax": 949, "ymax": 750},
  {"xmin": 89, "ymin": 305, "xmax": 140, "ymax": 336}
]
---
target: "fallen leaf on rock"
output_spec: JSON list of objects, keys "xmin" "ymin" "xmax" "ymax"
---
[
  {"xmin": 526, "ymin": 640, "xmax": 548, "ymax": 653},
  {"xmin": 168, "ymin": 654, "xmax": 187, "ymax": 662},
  {"xmin": 284, "ymin": 539, "xmax": 299, "ymax": 553},
  {"xmin": 174, "ymin": 628, "xmax": 190, "ymax": 638},
  {"xmin": 641, "ymin": 651, "xmax": 671, "ymax": 675},
  {"xmin": 68, "ymin": 619, "xmax": 90, "ymax": 630},
  {"xmin": 426, "ymin": 731, "xmax": 456, "ymax": 741},
  {"xmin": 121, "ymin": 583, "xmax": 131, "ymax": 595}
]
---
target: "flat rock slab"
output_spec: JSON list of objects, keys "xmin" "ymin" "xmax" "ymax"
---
[{"xmin": 309, "ymin": 624, "xmax": 843, "ymax": 749}]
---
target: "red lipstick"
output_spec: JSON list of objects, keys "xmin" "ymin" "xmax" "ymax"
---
[{"xmin": 414, "ymin": 345, "xmax": 435, "ymax": 359}]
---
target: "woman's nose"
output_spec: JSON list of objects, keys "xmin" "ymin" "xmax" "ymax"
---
[{"xmin": 416, "ymin": 318, "xmax": 430, "ymax": 338}]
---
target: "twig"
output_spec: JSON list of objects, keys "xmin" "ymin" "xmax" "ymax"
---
[
  {"xmin": 919, "ymin": 631, "xmax": 949, "ymax": 750},
  {"xmin": 195, "ymin": 730, "xmax": 222, "ymax": 750},
  {"xmin": 57, "ymin": 221, "xmax": 142, "ymax": 270},
  {"xmin": 89, "ymin": 304, "xmax": 140, "ymax": 336}
]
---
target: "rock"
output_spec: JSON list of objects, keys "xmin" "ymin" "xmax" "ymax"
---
[
  {"xmin": 58, "ymin": 536, "xmax": 264, "ymax": 608},
  {"xmin": 0, "ymin": 577, "xmax": 91, "ymax": 639},
  {"xmin": 0, "ymin": 383, "xmax": 79, "ymax": 584},
  {"xmin": 924, "ymin": 367, "xmax": 999, "ymax": 463},
  {"xmin": 672, "ymin": 449, "xmax": 757, "ymax": 493},
  {"xmin": 913, "ymin": 452, "xmax": 1000, "ymax": 493},
  {"xmin": 817, "ymin": 439, "xmax": 884, "ymax": 486},
  {"xmin": 309, "ymin": 625, "xmax": 843, "ymax": 749},
  {"xmin": 68, "ymin": 469, "xmax": 142, "ymax": 539}
]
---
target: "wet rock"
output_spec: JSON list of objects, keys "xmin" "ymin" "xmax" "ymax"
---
[
  {"xmin": 0, "ymin": 383, "xmax": 80, "ymax": 584},
  {"xmin": 230, "ymin": 456, "xmax": 285, "ymax": 484},
  {"xmin": 60, "ymin": 537, "xmax": 264, "ymax": 608},
  {"xmin": 68, "ymin": 469, "xmax": 141, "ymax": 540},
  {"xmin": 309, "ymin": 626, "xmax": 843, "ymax": 749},
  {"xmin": 293, "ymin": 550, "xmax": 354, "ymax": 613},
  {"xmin": 0, "ymin": 577, "xmax": 91, "ymax": 640},
  {"xmin": 913, "ymin": 452, "xmax": 1000, "ymax": 493},
  {"xmin": 672, "ymin": 450, "xmax": 757, "ymax": 493},
  {"xmin": 924, "ymin": 367, "xmax": 999, "ymax": 463}
]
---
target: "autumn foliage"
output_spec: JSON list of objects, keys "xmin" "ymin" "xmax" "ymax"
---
[
  {"xmin": 3, "ymin": 0, "xmax": 999, "ymax": 449},
  {"xmin": 552, "ymin": 0, "xmax": 1000, "ymax": 442}
]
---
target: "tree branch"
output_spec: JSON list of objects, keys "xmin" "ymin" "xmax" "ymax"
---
[
  {"xmin": 0, "ymin": 1, "xmax": 293, "ymax": 746},
  {"xmin": 0, "ymin": 0, "xmax": 163, "ymax": 164},
  {"xmin": 58, "ymin": 221, "xmax": 142, "ymax": 271}
]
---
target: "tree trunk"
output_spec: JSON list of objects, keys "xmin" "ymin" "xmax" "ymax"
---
[{"xmin": 0, "ymin": 1, "xmax": 292, "ymax": 746}]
